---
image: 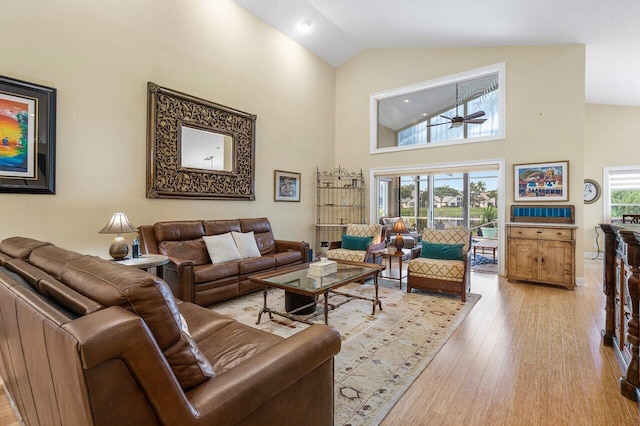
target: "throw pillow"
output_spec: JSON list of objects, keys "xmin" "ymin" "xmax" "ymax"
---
[
  {"xmin": 231, "ymin": 231, "xmax": 262, "ymax": 258},
  {"xmin": 342, "ymin": 235, "xmax": 373, "ymax": 251},
  {"xmin": 420, "ymin": 241, "xmax": 465, "ymax": 261},
  {"xmin": 202, "ymin": 233, "xmax": 242, "ymax": 264}
]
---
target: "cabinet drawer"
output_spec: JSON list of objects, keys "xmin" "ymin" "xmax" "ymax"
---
[{"xmin": 508, "ymin": 227, "xmax": 573, "ymax": 240}]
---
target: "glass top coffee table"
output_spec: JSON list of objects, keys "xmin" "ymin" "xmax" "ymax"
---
[{"xmin": 249, "ymin": 260, "xmax": 385, "ymax": 325}]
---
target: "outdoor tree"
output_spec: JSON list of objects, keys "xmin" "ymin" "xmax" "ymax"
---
[
  {"xmin": 611, "ymin": 189, "xmax": 640, "ymax": 217},
  {"xmin": 400, "ymin": 184, "xmax": 413, "ymax": 200},
  {"xmin": 486, "ymin": 189, "xmax": 498, "ymax": 207},
  {"xmin": 469, "ymin": 181, "xmax": 487, "ymax": 207},
  {"xmin": 433, "ymin": 185, "xmax": 459, "ymax": 207}
]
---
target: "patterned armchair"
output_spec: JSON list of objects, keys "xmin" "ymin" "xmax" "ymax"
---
[
  {"xmin": 407, "ymin": 227, "xmax": 471, "ymax": 302},
  {"xmin": 326, "ymin": 224, "xmax": 385, "ymax": 263}
]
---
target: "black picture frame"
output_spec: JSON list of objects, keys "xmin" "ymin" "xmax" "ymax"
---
[{"xmin": 0, "ymin": 75, "xmax": 56, "ymax": 194}]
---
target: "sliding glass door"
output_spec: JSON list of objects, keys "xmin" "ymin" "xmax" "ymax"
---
[{"xmin": 376, "ymin": 169, "xmax": 498, "ymax": 236}]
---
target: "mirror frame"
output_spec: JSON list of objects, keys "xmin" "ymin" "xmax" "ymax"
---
[
  {"xmin": 146, "ymin": 82, "xmax": 256, "ymax": 200},
  {"xmin": 369, "ymin": 62, "xmax": 505, "ymax": 154}
]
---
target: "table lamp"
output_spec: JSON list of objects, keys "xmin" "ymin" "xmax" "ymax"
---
[
  {"xmin": 99, "ymin": 212, "xmax": 138, "ymax": 260},
  {"xmin": 390, "ymin": 219, "xmax": 408, "ymax": 253}
]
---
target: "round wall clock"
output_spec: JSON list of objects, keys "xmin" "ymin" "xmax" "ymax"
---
[{"xmin": 584, "ymin": 179, "xmax": 601, "ymax": 204}]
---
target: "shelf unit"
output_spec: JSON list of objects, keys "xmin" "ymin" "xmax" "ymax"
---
[{"xmin": 315, "ymin": 167, "xmax": 366, "ymax": 257}]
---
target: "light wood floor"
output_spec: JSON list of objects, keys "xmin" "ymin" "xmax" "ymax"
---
[
  {"xmin": 383, "ymin": 259, "xmax": 640, "ymax": 425},
  {"xmin": 1, "ymin": 259, "xmax": 639, "ymax": 425}
]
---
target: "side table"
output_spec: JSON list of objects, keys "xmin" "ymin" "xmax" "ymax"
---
[
  {"xmin": 371, "ymin": 248, "xmax": 413, "ymax": 288},
  {"xmin": 116, "ymin": 254, "xmax": 169, "ymax": 279}
]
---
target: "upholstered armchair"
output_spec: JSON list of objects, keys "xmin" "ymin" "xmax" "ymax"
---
[
  {"xmin": 326, "ymin": 224, "xmax": 385, "ymax": 263},
  {"xmin": 407, "ymin": 227, "xmax": 471, "ymax": 302}
]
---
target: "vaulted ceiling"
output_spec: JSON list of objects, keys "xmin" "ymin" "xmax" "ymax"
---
[{"xmin": 234, "ymin": 0, "xmax": 640, "ymax": 107}]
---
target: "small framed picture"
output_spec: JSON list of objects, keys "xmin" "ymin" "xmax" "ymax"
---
[
  {"xmin": 274, "ymin": 170, "xmax": 300, "ymax": 202},
  {"xmin": 514, "ymin": 160, "xmax": 569, "ymax": 202}
]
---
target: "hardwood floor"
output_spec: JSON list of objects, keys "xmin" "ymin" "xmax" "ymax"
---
[
  {"xmin": 383, "ymin": 259, "xmax": 640, "ymax": 425},
  {"xmin": 0, "ymin": 259, "xmax": 638, "ymax": 425}
]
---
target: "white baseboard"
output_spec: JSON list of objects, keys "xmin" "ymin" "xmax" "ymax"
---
[
  {"xmin": 576, "ymin": 277, "xmax": 586, "ymax": 287},
  {"xmin": 583, "ymin": 251, "xmax": 602, "ymax": 260}
]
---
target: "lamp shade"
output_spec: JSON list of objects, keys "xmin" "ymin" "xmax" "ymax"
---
[
  {"xmin": 99, "ymin": 213, "xmax": 137, "ymax": 260},
  {"xmin": 390, "ymin": 219, "xmax": 408, "ymax": 235},
  {"xmin": 99, "ymin": 213, "xmax": 137, "ymax": 235}
]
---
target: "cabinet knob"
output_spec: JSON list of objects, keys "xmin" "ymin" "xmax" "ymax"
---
[{"xmin": 536, "ymin": 231, "xmax": 542, "ymax": 234}]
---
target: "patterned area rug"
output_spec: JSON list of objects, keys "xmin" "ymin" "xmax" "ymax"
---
[
  {"xmin": 471, "ymin": 254, "xmax": 498, "ymax": 274},
  {"xmin": 212, "ymin": 279, "xmax": 480, "ymax": 425}
]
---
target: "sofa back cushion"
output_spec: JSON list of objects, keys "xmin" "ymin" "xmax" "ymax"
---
[
  {"xmin": 60, "ymin": 255, "xmax": 215, "ymax": 390},
  {"xmin": 154, "ymin": 221, "xmax": 204, "ymax": 242},
  {"xmin": 159, "ymin": 240, "xmax": 209, "ymax": 265},
  {"xmin": 240, "ymin": 218, "xmax": 275, "ymax": 254},
  {"xmin": 202, "ymin": 219, "xmax": 242, "ymax": 236},
  {"xmin": 0, "ymin": 237, "xmax": 51, "ymax": 260},
  {"xmin": 29, "ymin": 245, "xmax": 85, "ymax": 280}
]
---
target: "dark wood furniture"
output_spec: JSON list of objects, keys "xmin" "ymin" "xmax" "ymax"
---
[
  {"xmin": 623, "ymin": 214, "xmax": 640, "ymax": 224},
  {"xmin": 600, "ymin": 222, "xmax": 640, "ymax": 404},
  {"xmin": 371, "ymin": 248, "xmax": 413, "ymax": 288},
  {"xmin": 506, "ymin": 205, "xmax": 576, "ymax": 290}
]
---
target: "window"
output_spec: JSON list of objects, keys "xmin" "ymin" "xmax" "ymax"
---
[
  {"xmin": 604, "ymin": 166, "xmax": 640, "ymax": 221},
  {"xmin": 370, "ymin": 63, "xmax": 505, "ymax": 153}
]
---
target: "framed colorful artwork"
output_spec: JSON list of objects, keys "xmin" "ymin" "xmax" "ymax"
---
[
  {"xmin": 0, "ymin": 75, "xmax": 56, "ymax": 194},
  {"xmin": 274, "ymin": 170, "xmax": 300, "ymax": 202},
  {"xmin": 514, "ymin": 161, "xmax": 569, "ymax": 202}
]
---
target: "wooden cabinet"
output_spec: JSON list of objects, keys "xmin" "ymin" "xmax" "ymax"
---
[
  {"xmin": 506, "ymin": 223, "xmax": 576, "ymax": 289},
  {"xmin": 600, "ymin": 223, "xmax": 640, "ymax": 402}
]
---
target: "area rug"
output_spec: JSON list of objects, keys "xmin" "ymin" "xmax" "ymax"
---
[
  {"xmin": 212, "ymin": 279, "xmax": 480, "ymax": 425},
  {"xmin": 471, "ymin": 254, "xmax": 498, "ymax": 274}
]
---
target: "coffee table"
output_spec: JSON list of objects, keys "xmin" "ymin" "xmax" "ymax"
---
[{"xmin": 249, "ymin": 260, "xmax": 385, "ymax": 325}]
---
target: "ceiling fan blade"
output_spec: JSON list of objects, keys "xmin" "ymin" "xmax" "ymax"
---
[
  {"xmin": 464, "ymin": 118, "xmax": 487, "ymax": 124},
  {"xmin": 426, "ymin": 122, "xmax": 450, "ymax": 127},
  {"xmin": 439, "ymin": 115, "xmax": 452, "ymax": 120},
  {"xmin": 463, "ymin": 110, "xmax": 485, "ymax": 120}
]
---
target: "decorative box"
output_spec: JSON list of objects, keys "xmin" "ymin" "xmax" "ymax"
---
[{"xmin": 308, "ymin": 259, "xmax": 337, "ymax": 276}]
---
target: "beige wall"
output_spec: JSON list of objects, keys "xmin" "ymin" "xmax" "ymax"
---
[
  {"xmin": 335, "ymin": 46, "xmax": 586, "ymax": 276},
  {"xmin": 584, "ymin": 103, "xmax": 640, "ymax": 252},
  {"xmin": 0, "ymin": 0, "xmax": 335, "ymax": 257}
]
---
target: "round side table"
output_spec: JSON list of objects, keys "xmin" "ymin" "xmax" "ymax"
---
[{"xmin": 116, "ymin": 254, "xmax": 169, "ymax": 278}]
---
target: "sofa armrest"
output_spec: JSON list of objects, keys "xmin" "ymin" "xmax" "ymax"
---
[
  {"xmin": 187, "ymin": 324, "xmax": 341, "ymax": 424},
  {"xmin": 274, "ymin": 240, "xmax": 310, "ymax": 262},
  {"xmin": 62, "ymin": 307, "xmax": 196, "ymax": 425},
  {"xmin": 163, "ymin": 257, "xmax": 196, "ymax": 302}
]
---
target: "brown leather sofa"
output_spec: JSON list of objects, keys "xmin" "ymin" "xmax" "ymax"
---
[
  {"xmin": 139, "ymin": 218, "xmax": 309, "ymax": 306},
  {"xmin": 0, "ymin": 237, "xmax": 339, "ymax": 426}
]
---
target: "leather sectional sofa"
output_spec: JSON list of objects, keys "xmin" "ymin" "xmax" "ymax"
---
[
  {"xmin": 0, "ymin": 237, "xmax": 339, "ymax": 425},
  {"xmin": 139, "ymin": 218, "xmax": 309, "ymax": 306}
]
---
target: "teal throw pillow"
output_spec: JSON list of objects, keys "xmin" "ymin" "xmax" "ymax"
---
[
  {"xmin": 420, "ymin": 242, "xmax": 464, "ymax": 261},
  {"xmin": 342, "ymin": 235, "xmax": 373, "ymax": 251}
]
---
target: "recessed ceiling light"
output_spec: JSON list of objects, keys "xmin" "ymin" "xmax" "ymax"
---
[
  {"xmin": 404, "ymin": 99, "xmax": 409, "ymax": 103},
  {"xmin": 299, "ymin": 20, "xmax": 312, "ymax": 33}
]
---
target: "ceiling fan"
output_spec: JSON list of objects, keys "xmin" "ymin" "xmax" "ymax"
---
[{"xmin": 426, "ymin": 84, "xmax": 487, "ymax": 129}]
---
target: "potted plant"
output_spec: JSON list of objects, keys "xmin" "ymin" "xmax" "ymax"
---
[{"xmin": 480, "ymin": 206, "xmax": 498, "ymax": 238}]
